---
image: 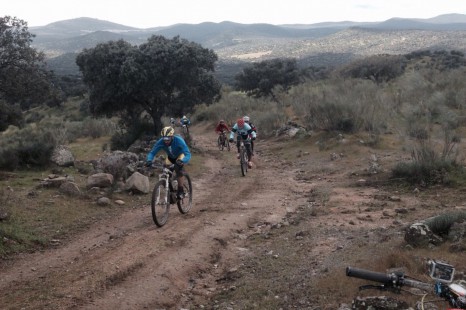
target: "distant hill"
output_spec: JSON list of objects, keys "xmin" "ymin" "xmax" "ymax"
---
[{"xmin": 30, "ymin": 14, "xmax": 466, "ymax": 79}]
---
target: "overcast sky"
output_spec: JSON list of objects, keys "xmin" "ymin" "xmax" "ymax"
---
[{"xmin": 3, "ymin": 0, "xmax": 466, "ymax": 28}]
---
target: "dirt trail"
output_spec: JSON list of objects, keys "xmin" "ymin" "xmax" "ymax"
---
[
  {"xmin": 2, "ymin": 125, "xmax": 459, "ymax": 309},
  {"xmin": 0, "ymin": 126, "xmax": 311, "ymax": 309}
]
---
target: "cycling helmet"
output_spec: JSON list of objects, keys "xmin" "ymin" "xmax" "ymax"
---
[
  {"xmin": 219, "ymin": 119, "xmax": 225, "ymax": 124},
  {"xmin": 243, "ymin": 116, "xmax": 250, "ymax": 123},
  {"xmin": 182, "ymin": 115, "xmax": 187, "ymax": 120},
  {"xmin": 237, "ymin": 118, "xmax": 245, "ymax": 128},
  {"xmin": 161, "ymin": 126, "xmax": 175, "ymax": 141}
]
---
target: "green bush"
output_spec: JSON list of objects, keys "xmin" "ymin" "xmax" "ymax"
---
[
  {"xmin": 0, "ymin": 128, "xmax": 56, "ymax": 170},
  {"xmin": 392, "ymin": 160, "xmax": 462, "ymax": 186}
]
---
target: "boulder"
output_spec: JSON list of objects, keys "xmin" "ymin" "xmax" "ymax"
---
[
  {"xmin": 87, "ymin": 173, "xmax": 114, "ymax": 189},
  {"xmin": 59, "ymin": 181, "xmax": 82, "ymax": 197},
  {"xmin": 124, "ymin": 171, "xmax": 150, "ymax": 194},
  {"xmin": 404, "ymin": 222, "xmax": 443, "ymax": 247},
  {"xmin": 94, "ymin": 151, "xmax": 139, "ymax": 180}
]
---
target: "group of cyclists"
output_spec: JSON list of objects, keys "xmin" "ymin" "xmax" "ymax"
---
[
  {"xmin": 170, "ymin": 115, "xmax": 191, "ymax": 128},
  {"xmin": 146, "ymin": 114, "xmax": 257, "ymax": 198}
]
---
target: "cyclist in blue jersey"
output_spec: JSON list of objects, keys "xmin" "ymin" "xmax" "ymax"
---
[{"xmin": 146, "ymin": 126, "xmax": 191, "ymax": 199}]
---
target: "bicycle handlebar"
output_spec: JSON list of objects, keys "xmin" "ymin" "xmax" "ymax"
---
[
  {"xmin": 347, "ymin": 266, "xmax": 465, "ymax": 309},
  {"xmin": 346, "ymin": 266, "xmax": 434, "ymax": 292},
  {"xmin": 346, "ymin": 267, "xmax": 397, "ymax": 284}
]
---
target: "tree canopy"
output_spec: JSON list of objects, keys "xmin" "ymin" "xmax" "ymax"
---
[
  {"xmin": 0, "ymin": 16, "xmax": 54, "ymax": 106},
  {"xmin": 0, "ymin": 16, "xmax": 56, "ymax": 130},
  {"xmin": 234, "ymin": 58, "xmax": 301, "ymax": 102},
  {"xmin": 76, "ymin": 35, "xmax": 221, "ymax": 135}
]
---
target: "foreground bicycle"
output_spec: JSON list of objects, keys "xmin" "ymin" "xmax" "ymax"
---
[
  {"xmin": 217, "ymin": 130, "xmax": 230, "ymax": 151},
  {"xmin": 149, "ymin": 163, "xmax": 193, "ymax": 227},
  {"xmin": 346, "ymin": 260, "xmax": 466, "ymax": 309}
]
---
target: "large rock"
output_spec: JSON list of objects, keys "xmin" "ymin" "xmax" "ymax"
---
[
  {"xmin": 94, "ymin": 151, "xmax": 139, "ymax": 180},
  {"xmin": 404, "ymin": 222, "xmax": 443, "ymax": 247},
  {"xmin": 124, "ymin": 172, "xmax": 150, "ymax": 194},
  {"xmin": 51, "ymin": 145, "xmax": 75, "ymax": 167},
  {"xmin": 87, "ymin": 173, "xmax": 114, "ymax": 189},
  {"xmin": 59, "ymin": 181, "xmax": 82, "ymax": 197}
]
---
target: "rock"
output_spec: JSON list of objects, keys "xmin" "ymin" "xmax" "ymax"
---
[
  {"xmin": 40, "ymin": 176, "xmax": 69, "ymax": 188},
  {"xmin": 97, "ymin": 197, "xmax": 111, "ymax": 206},
  {"xmin": 124, "ymin": 172, "xmax": 150, "ymax": 194},
  {"xmin": 59, "ymin": 181, "xmax": 82, "ymax": 197},
  {"xmin": 404, "ymin": 222, "xmax": 443, "ymax": 247},
  {"xmin": 94, "ymin": 151, "xmax": 139, "ymax": 180},
  {"xmin": 87, "ymin": 173, "xmax": 114, "ymax": 189}
]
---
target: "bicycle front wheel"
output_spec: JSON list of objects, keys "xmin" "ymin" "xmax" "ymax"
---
[
  {"xmin": 218, "ymin": 136, "xmax": 223, "ymax": 151},
  {"xmin": 177, "ymin": 174, "xmax": 193, "ymax": 214},
  {"xmin": 240, "ymin": 147, "xmax": 248, "ymax": 176},
  {"xmin": 151, "ymin": 180, "xmax": 170, "ymax": 227},
  {"xmin": 226, "ymin": 139, "xmax": 230, "ymax": 151}
]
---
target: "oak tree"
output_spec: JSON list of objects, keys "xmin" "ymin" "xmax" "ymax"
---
[
  {"xmin": 234, "ymin": 58, "xmax": 301, "ymax": 102},
  {"xmin": 76, "ymin": 35, "xmax": 221, "ymax": 135},
  {"xmin": 0, "ymin": 16, "xmax": 55, "ymax": 130}
]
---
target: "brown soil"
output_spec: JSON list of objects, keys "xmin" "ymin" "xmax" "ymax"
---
[{"xmin": 1, "ymin": 124, "xmax": 465, "ymax": 310}]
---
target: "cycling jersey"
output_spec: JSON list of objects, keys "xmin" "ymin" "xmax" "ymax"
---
[
  {"xmin": 147, "ymin": 135, "xmax": 191, "ymax": 164},
  {"xmin": 230, "ymin": 123, "xmax": 256, "ymax": 140},
  {"xmin": 215, "ymin": 123, "xmax": 230, "ymax": 133}
]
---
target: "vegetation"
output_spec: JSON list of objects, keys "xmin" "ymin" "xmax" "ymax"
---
[
  {"xmin": 2, "ymin": 20, "xmax": 466, "ymax": 259},
  {"xmin": 234, "ymin": 58, "xmax": 301, "ymax": 103},
  {"xmin": 76, "ymin": 36, "xmax": 222, "ymax": 138},
  {"xmin": 0, "ymin": 16, "xmax": 58, "ymax": 131}
]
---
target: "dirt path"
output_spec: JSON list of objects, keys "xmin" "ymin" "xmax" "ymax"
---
[
  {"xmin": 1, "ymin": 126, "xmax": 462, "ymax": 309},
  {"xmin": 0, "ymin": 126, "xmax": 311, "ymax": 309}
]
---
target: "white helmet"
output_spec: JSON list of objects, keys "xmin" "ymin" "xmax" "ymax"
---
[{"xmin": 243, "ymin": 116, "xmax": 250, "ymax": 123}]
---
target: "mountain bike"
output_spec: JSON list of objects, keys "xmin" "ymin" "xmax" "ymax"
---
[
  {"xmin": 217, "ymin": 131, "xmax": 230, "ymax": 151},
  {"xmin": 239, "ymin": 139, "xmax": 251, "ymax": 176},
  {"xmin": 346, "ymin": 260, "xmax": 466, "ymax": 309},
  {"xmin": 150, "ymin": 163, "xmax": 193, "ymax": 227},
  {"xmin": 181, "ymin": 124, "xmax": 190, "ymax": 139}
]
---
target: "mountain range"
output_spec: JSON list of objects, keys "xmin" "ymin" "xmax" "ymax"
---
[{"xmin": 30, "ymin": 14, "xmax": 466, "ymax": 79}]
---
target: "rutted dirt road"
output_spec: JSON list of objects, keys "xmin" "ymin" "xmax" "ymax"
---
[{"xmin": 0, "ymin": 125, "xmax": 313, "ymax": 309}]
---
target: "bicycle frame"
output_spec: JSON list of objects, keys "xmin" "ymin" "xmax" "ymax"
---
[
  {"xmin": 239, "ymin": 139, "xmax": 250, "ymax": 176},
  {"xmin": 150, "ymin": 163, "xmax": 193, "ymax": 227},
  {"xmin": 218, "ymin": 131, "xmax": 230, "ymax": 151}
]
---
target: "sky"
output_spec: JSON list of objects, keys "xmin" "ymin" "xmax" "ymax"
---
[{"xmin": 3, "ymin": 0, "xmax": 466, "ymax": 28}]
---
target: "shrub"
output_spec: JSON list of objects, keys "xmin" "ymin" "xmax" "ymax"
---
[
  {"xmin": 0, "ymin": 127, "xmax": 56, "ymax": 170},
  {"xmin": 391, "ymin": 160, "xmax": 461, "ymax": 186}
]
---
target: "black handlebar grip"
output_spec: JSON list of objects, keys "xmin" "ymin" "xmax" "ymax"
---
[{"xmin": 346, "ymin": 267, "xmax": 395, "ymax": 284}]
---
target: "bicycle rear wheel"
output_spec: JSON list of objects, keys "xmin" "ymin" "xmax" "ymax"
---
[
  {"xmin": 218, "ymin": 136, "xmax": 223, "ymax": 151},
  {"xmin": 177, "ymin": 174, "xmax": 193, "ymax": 214},
  {"xmin": 151, "ymin": 180, "xmax": 170, "ymax": 227},
  {"xmin": 240, "ymin": 147, "xmax": 248, "ymax": 176}
]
